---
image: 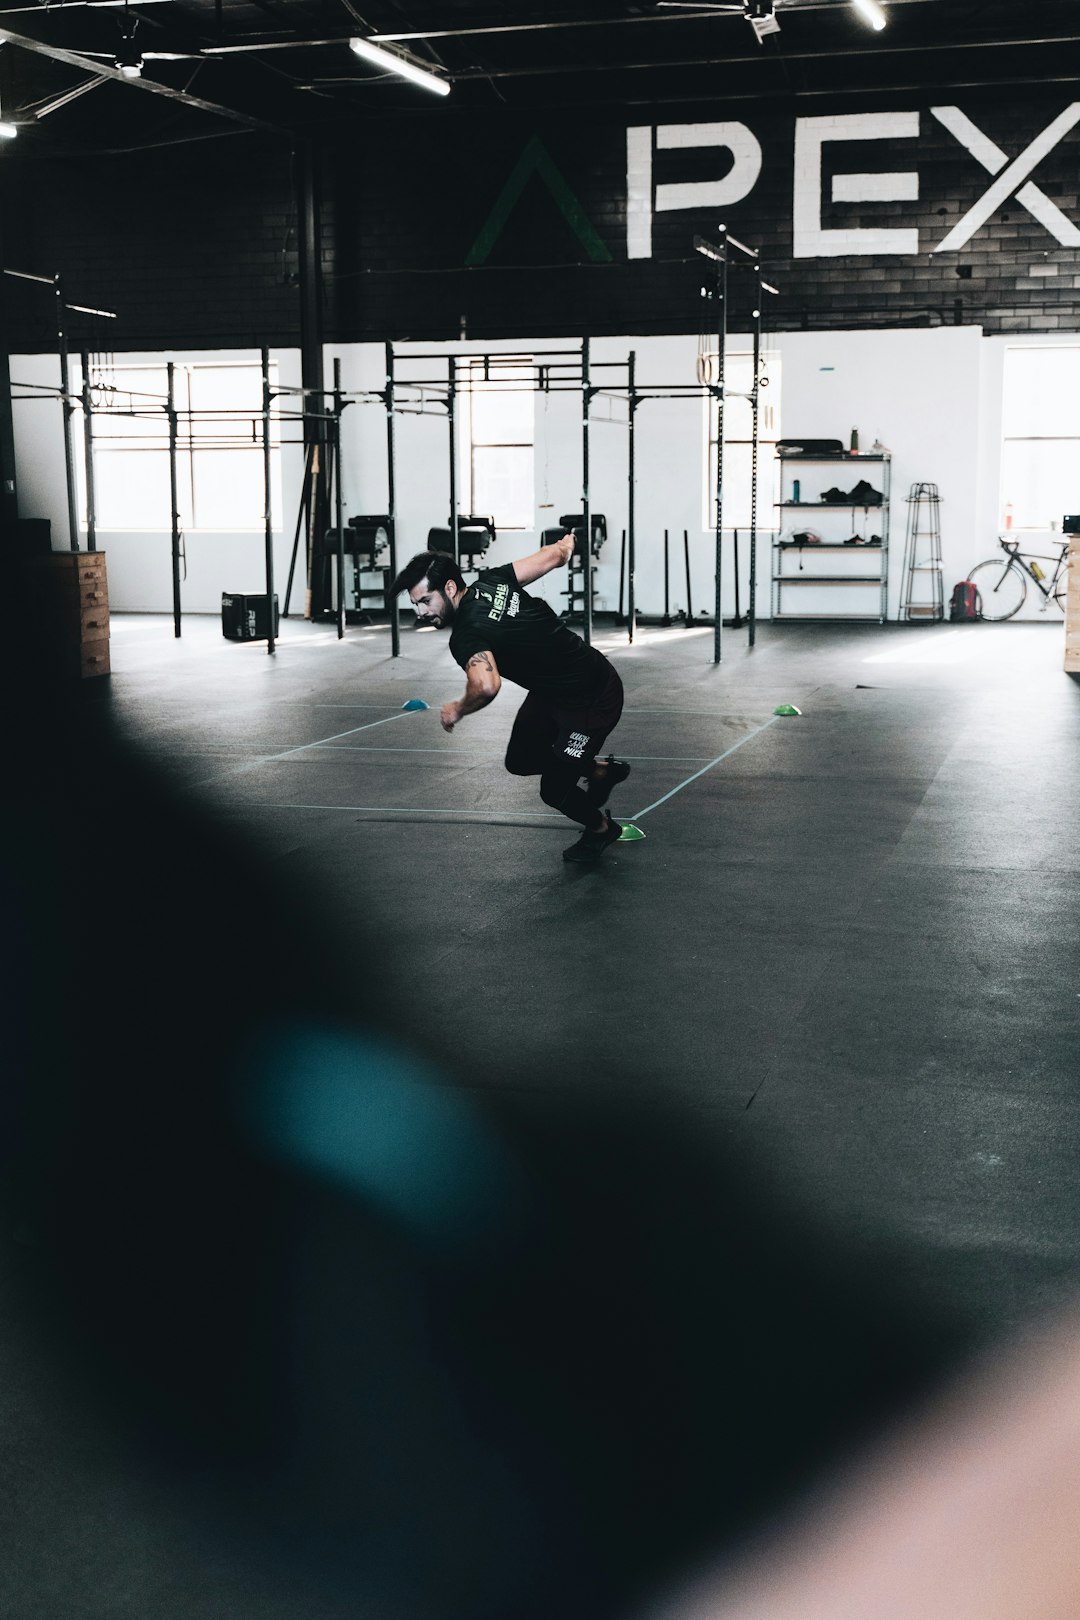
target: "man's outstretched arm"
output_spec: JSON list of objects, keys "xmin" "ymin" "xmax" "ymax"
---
[
  {"xmin": 512, "ymin": 533, "xmax": 575, "ymax": 585},
  {"xmin": 441, "ymin": 650, "xmax": 501, "ymax": 732}
]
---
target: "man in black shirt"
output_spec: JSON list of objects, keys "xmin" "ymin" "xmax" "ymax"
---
[{"xmin": 389, "ymin": 538, "xmax": 630, "ymax": 862}]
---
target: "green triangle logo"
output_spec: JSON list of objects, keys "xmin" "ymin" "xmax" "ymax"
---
[{"xmin": 465, "ymin": 134, "xmax": 612, "ymax": 266}]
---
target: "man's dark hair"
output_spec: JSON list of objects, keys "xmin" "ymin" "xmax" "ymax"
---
[{"xmin": 386, "ymin": 551, "xmax": 466, "ymax": 605}]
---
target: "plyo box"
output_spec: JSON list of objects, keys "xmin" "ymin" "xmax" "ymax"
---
[
  {"xmin": 221, "ymin": 592, "xmax": 279, "ymax": 642},
  {"xmin": 1066, "ymin": 537, "xmax": 1080, "ymax": 673},
  {"xmin": 24, "ymin": 550, "xmax": 110, "ymax": 678}
]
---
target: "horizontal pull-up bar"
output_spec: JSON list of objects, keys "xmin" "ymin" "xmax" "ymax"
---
[
  {"xmin": 720, "ymin": 228, "xmax": 757, "ymax": 258},
  {"xmin": 5, "ymin": 267, "xmax": 117, "ymax": 320},
  {"xmin": 694, "ymin": 232, "xmax": 772, "ymax": 268},
  {"xmin": 393, "ymin": 345, "xmax": 583, "ymax": 361}
]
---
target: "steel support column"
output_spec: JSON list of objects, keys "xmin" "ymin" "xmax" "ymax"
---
[
  {"xmin": 333, "ymin": 355, "xmax": 345, "ymax": 640},
  {"xmin": 295, "ymin": 139, "xmax": 332, "ymax": 618},
  {"xmin": 386, "ymin": 342, "xmax": 400, "ymax": 657},
  {"xmin": 712, "ymin": 234, "xmax": 728, "ymax": 665},
  {"xmin": 262, "ymin": 346, "xmax": 276, "ymax": 655},
  {"xmin": 55, "ymin": 275, "xmax": 80, "ymax": 553},
  {"xmin": 582, "ymin": 337, "xmax": 592, "ymax": 646},
  {"xmin": 168, "ymin": 361, "xmax": 182, "ymax": 638},
  {"xmin": 80, "ymin": 351, "xmax": 97, "ymax": 555},
  {"xmin": 627, "ymin": 348, "xmax": 636, "ymax": 645}
]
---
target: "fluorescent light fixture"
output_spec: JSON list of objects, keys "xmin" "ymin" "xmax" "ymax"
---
[
  {"xmin": 851, "ymin": 0, "xmax": 887, "ymax": 29},
  {"xmin": 0, "ymin": 121, "xmax": 16, "ymax": 139},
  {"xmin": 349, "ymin": 37, "xmax": 450, "ymax": 96}
]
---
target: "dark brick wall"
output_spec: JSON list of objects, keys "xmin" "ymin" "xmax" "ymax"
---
[
  {"xmin": 4, "ymin": 94, "xmax": 1078, "ymax": 353},
  {"xmin": 2, "ymin": 134, "xmax": 309, "ymax": 354},
  {"xmin": 332, "ymin": 96, "xmax": 1080, "ymax": 340}
]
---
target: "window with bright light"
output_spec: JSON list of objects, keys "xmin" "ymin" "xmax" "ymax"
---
[
  {"xmin": 459, "ymin": 357, "xmax": 535, "ymax": 530},
  {"xmin": 76, "ymin": 360, "xmax": 281, "ymax": 531},
  {"xmin": 704, "ymin": 349, "xmax": 781, "ymax": 529},
  {"xmin": 1001, "ymin": 346, "xmax": 1080, "ymax": 530}
]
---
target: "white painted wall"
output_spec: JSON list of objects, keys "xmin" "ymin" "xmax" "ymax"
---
[
  {"xmin": 13, "ymin": 325, "xmax": 1062, "ymax": 624},
  {"xmin": 337, "ymin": 332, "xmax": 764, "ymax": 624},
  {"xmin": 12, "ymin": 348, "xmax": 307, "ymax": 615},
  {"xmin": 776, "ymin": 325, "xmax": 983, "ymax": 621}
]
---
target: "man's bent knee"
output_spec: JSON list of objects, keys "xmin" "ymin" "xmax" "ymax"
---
[
  {"xmin": 539, "ymin": 764, "xmax": 580, "ymax": 811},
  {"xmin": 504, "ymin": 748, "xmax": 543, "ymax": 777}
]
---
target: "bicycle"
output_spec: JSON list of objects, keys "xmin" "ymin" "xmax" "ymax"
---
[{"xmin": 967, "ymin": 534, "xmax": 1071, "ymax": 622}]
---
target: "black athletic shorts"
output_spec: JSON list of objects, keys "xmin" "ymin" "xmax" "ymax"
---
[{"xmin": 505, "ymin": 665, "xmax": 624, "ymax": 775}]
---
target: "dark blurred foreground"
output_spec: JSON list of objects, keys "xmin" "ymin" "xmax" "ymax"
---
[{"xmin": 1, "ymin": 669, "xmax": 963, "ymax": 1620}]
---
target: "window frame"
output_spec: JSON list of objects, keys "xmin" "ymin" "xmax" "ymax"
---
[
  {"xmin": 999, "ymin": 343, "xmax": 1080, "ymax": 532},
  {"xmin": 458, "ymin": 355, "xmax": 535, "ymax": 532},
  {"xmin": 76, "ymin": 357, "xmax": 282, "ymax": 533}
]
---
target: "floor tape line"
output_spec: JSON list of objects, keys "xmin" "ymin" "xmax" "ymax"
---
[
  {"xmin": 186, "ymin": 709, "xmax": 425, "ymax": 789},
  {"xmin": 630, "ymin": 714, "xmax": 782, "ymax": 820},
  {"xmin": 243, "ymin": 804, "xmax": 566, "ymax": 820},
  {"xmin": 261, "ymin": 707, "xmax": 422, "ymax": 762},
  {"xmin": 312, "ymin": 747, "xmax": 722, "ymax": 762}
]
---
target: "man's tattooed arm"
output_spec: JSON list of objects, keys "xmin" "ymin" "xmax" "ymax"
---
[{"xmin": 441, "ymin": 649, "xmax": 502, "ymax": 732}]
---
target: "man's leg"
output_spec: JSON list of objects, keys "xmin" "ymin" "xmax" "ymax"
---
[
  {"xmin": 548, "ymin": 754, "xmax": 624, "ymax": 863},
  {"xmin": 538, "ymin": 757, "xmax": 606, "ymax": 829},
  {"xmin": 504, "ymin": 692, "xmax": 557, "ymax": 778},
  {"xmin": 584, "ymin": 753, "xmax": 632, "ymax": 808},
  {"xmin": 504, "ymin": 694, "xmax": 602, "ymax": 824},
  {"xmin": 558, "ymin": 667, "xmax": 630, "ymax": 822},
  {"xmin": 544, "ymin": 675, "xmax": 629, "ymax": 861}
]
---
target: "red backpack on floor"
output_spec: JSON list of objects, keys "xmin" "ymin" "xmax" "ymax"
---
[{"xmin": 948, "ymin": 580, "xmax": 982, "ymax": 621}]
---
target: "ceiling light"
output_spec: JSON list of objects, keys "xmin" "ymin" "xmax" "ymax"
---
[
  {"xmin": 349, "ymin": 37, "xmax": 450, "ymax": 97},
  {"xmin": 114, "ymin": 20, "xmax": 142, "ymax": 76},
  {"xmin": 851, "ymin": 0, "xmax": 887, "ymax": 30},
  {"xmin": 114, "ymin": 2, "xmax": 143, "ymax": 77},
  {"xmin": 0, "ymin": 121, "xmax": 16, "ymax": 139}
]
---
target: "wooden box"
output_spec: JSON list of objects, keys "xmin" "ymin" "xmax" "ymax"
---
[
  {"xmin": 1066, "ymin": 538, "xmax": 1080, "ymax": 673},
  {"xmin": 24, "ymin": 550, "xmax": 111, "ymax": 679}
]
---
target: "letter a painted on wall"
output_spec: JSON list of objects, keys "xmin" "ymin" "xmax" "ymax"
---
[{"xmin": 465, "ymin": 134, "xmax": 612, "ymax": 265}]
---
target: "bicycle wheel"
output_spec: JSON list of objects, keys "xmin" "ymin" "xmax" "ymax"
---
[
  {"xmin": 1053, "ymin": 573, "xmax": 1069, "ymax": 613},
  {"xmin": 968, "ymin": 558, "xmax": 1026, "ymax": 621}
]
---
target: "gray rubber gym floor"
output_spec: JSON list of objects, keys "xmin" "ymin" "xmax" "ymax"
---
[
  {"xmin": 8, "ymin": 609, "xmax": 1080, "ymax": 1620},
  {"xmin": 107, "ymin": 610, "xmax": 1080, "ymax": 1343}
]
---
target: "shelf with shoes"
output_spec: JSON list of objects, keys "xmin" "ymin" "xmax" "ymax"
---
[{"xmin": 772, "ymin": 450, "xmax": 890, "ymax": 622}]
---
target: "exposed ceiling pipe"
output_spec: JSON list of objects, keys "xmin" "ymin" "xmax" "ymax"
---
[
  {"xmin": 21, "ymin": 73, "xmax": 109, "ymax": 118},
  {"xmin": 366, "ymin": 0, "xmax": 943, "ymax": 42},
  {"xmin": 337, "ymin": 34, "xmax": 1080, "ymax": 87},
  {"xmin": 0, "ymin": 22, "xmax": 284, "ymax": 129}
]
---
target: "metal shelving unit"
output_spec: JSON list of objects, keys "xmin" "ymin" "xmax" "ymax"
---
[{"xmin": 772, "ymin": 452, "xmax": 891, "ymax": 622}]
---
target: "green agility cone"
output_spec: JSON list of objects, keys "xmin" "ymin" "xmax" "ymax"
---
[
  {"xmin": 773, "ymin": 704, "xmax": 801, "ymax": 717},
  {"xmin": 401, "ymin": 699, "xmax": 429, "ymax": 711},
  {"xmin": 617, "ymin": 824, "xmax": 646, "ymax": 842}
]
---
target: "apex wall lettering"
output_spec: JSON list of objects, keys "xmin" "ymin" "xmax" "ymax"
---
[
  {"xmin": 5, "ymin": 95, "xmax": 1079, "ymax": 353},
  {"xmin": 627, "ymin": 106, "xmax": 1080, "ymax": 260}
]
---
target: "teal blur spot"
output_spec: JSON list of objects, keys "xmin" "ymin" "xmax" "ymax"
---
[
  {"xmin": 238, "ymin": 1023, "xmax": 517, "ymax": 1251},
  {"xmin": 401, "ymin": 698, "xmax": 429, "ymax": 711}
]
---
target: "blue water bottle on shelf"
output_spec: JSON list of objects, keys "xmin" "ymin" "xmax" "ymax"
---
[{"xmin": 793, "ymin": 479, "xmax": 801, "ymax": 503}]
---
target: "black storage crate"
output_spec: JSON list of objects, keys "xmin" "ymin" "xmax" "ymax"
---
[{"xmin": 221, "ymin": 592, "xmax": 279, "ymax": 641}]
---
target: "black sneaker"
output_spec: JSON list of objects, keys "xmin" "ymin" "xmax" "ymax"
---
[
  {"xmin": 849, "ymin": 480, "xmax": 883, "ymax": 505},
  {"xmin": 820, "ymin": 486, "xmax": 851, "ymax": 503},
  {"xmin": 586, "ymin": 755, "xmax": 631, "ymax": 806},
  {"xmin": 563, "ymin": 813, "xmax": 623, "ymax": 863}
]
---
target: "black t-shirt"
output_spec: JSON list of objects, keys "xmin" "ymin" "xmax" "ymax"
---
[{"xmin": 449, "ymin": 563, "xmax": 612, "ymax": 707}]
